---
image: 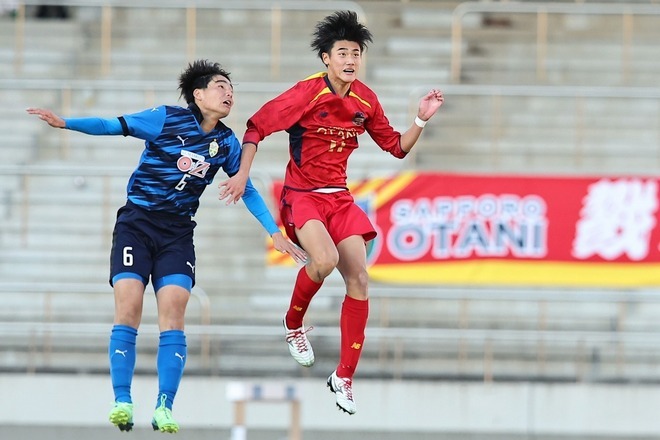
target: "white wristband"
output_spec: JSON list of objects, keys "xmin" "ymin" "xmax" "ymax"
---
[{"xmin": 414, "ymin": 116, "xmax": 427, "ymax": 128}]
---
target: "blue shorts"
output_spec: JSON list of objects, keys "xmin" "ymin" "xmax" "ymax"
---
[{"xmin": 109, "ymin": 201, "xmax": 196, "ymax": 291}]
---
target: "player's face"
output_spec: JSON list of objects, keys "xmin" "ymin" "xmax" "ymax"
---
[
  {"xmin": 197, "ymin": 75, "xmax": 234, "ymax": 119},
  {"xmin": 323, "ymin": 40, "xmax": 362, "ymax": 85}
]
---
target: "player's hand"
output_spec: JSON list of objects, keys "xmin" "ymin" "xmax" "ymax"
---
[
  {"xmin": 417, "ymin": 89, "xmax": 444, "ymax": 121},
  {"xmin": 26, "ymin": 107, "xmax": 65, "ymax": 128},
  {"xmin": 218, "ymin": 173, "xmax": 248, "ymax": 205},
  {"xmin": 272, "ymin": 232, "xmax": 307, "ymax": 264}
]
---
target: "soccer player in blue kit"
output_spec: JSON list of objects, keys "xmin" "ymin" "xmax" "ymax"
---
[{"xmin": 27, "ymin": 59, "xmax": 306, "ymax": 433}]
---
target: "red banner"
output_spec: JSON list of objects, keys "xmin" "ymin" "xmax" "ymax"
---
[{"xmin": 268, "ymin": 172, "xmax": 660, "ymax": 287}]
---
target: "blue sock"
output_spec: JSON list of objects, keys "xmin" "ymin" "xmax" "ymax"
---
[
  {"xmin": 156, "ymin": 330, "xmax": 187, "ymax": 410},
  {"xmin": 109, "ymin": 325, "xmax": 138, "ymax": 404}
]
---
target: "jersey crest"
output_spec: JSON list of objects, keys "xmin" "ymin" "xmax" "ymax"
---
[{"xmin": 209, "ymin": 140, "xmax": 219, "ymax": 157}]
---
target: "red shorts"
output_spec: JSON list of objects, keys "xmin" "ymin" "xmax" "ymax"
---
[{"xmin": 280, "ymin": 188, "xmax": 377, "ymax": 247}]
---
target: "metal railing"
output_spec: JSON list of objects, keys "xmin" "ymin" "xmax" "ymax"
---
[
  {"xmin": 0, "ymin": 281, "xmax": 212, "ymax": 369},
  {"xmin": 2, "ymin": 280, "xmax": 660, "ymax": 381},
  {"xmin": 2, "ymin": 159, "xmax": 660, "ymax": 380},
  {"xmin": 1, "ymin": 78, "xmax": 294, "ymax": 160},
  {"xmin": 10, "ymin": 0, "xmax": 366, "ymax": 80},
  {"xmin": 0, "ymin": 163, "xmax": 274, "ymax": 247},
  {"xmin": 406, "ymin": 82, "xmax": 660, "ymax": 170},
  {"xmin": 7, "ymin": 78, "xmax": 660, "ymax": 173},
  {"xmin": 450, "ymin": 2, "xmax": 660, "ymax": 84}
]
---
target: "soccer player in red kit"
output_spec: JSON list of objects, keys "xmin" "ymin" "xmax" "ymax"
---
[{"xmin": 224, "ymin": 10, "xmax": 443, "ymax": 414}]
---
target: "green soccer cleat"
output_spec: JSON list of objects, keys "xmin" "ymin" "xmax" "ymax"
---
[
  {"xmin": 151, "ymin": 394, "xmax": 179, "ymax": 433},
  {"xmin": 108, "ymin": 401, "xmax": 134, "ymax": 432}
]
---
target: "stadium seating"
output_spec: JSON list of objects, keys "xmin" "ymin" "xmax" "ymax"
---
[{"xmin": 2, "ymin": 0, "xmax": 660, "ymax": 387}]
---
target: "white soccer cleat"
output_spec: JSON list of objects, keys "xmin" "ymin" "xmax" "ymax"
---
[
  {"xmin": 327, "ymin": 370, "xmax": 356, "ymax": 415},
  {"xmin": 283, "ymin": 319, "xmax": 315, "ymax": 367}
]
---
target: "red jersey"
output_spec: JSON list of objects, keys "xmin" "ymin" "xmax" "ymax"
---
[{"xmin": 243, "ymin": 72, "xmax": 406, "ymax": 191}]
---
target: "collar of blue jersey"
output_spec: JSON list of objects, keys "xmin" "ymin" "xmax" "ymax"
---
[
  {"xmin": 188, "ymin": 103, "xmax": 204, "ymax": 124},
  {"xmin": 188, "ymin": 103, "xmax": 227, "ymax": 132}
]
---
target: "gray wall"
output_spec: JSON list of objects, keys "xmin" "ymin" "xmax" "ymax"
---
[{"xmin": 4, "ymin": 373, "xmax": 659, "ymax": 439}]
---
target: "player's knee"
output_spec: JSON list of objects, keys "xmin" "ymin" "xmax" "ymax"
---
[
  {"xmin": 347, "ymin": 269, "xmax": 369, "ymax": 295},
  {"xmin": 115, "ymin": 308, "xmax": 142, "ymax": 328},
  {"xmin": 308, "ymin": 252, "xmax": 339, "ymax": 279},
  {"xmin": 357, "ymin": 268, "xmax": 369, "ymax": 289}
]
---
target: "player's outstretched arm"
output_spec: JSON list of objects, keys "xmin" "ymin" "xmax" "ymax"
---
[
  {"xmin": 28, "ymin": 108, "xmax": 125, "ymax": 136},
  {"xmin": 400, "ymin": 89, "xmax": 444, "ymax": 153},
  {"xmin": 26, "ymin": 107, "xmax": 65, "ymax": 128},
  {"xmin": 240, "ymin": 177, "xmax": 307, "ymax": 264}
]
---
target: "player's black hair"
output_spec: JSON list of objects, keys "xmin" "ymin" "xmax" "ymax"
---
[
  {"xmin": 178, "ymin": 59, "xmax": 231, "ymax": 104},
  {"xmin": 311, "ymin": 10, "xmax": 373, "ymax": 62}
]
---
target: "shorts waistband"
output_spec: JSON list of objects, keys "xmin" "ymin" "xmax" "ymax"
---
[
  {"xmin": 125, "ymin": 200, "xmax": 193, "ymax": 221},
  {"xmin": 312, "ymin": 187, "xmax": 346, "ymax": 194},
  {"xmin": 283, "ymin": 186, "xmax": 348, "ymax": 194}
]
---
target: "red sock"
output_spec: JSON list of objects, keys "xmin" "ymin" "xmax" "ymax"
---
[
  {"xmin": 285, "ymin": 266, "xmax": 322, "ymax": 329},
  {"xmin": 336, "ymin": 295, "xmax": 369, "ymax": 379}
]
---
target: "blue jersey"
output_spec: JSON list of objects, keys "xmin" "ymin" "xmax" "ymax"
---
[
  {"xmin": 121, "ymin": 105, "xmax": 239, "ymax": 216},
  {"xmin": 64, "ymin": 105, "xmax": 280, "ymax": 234}
]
